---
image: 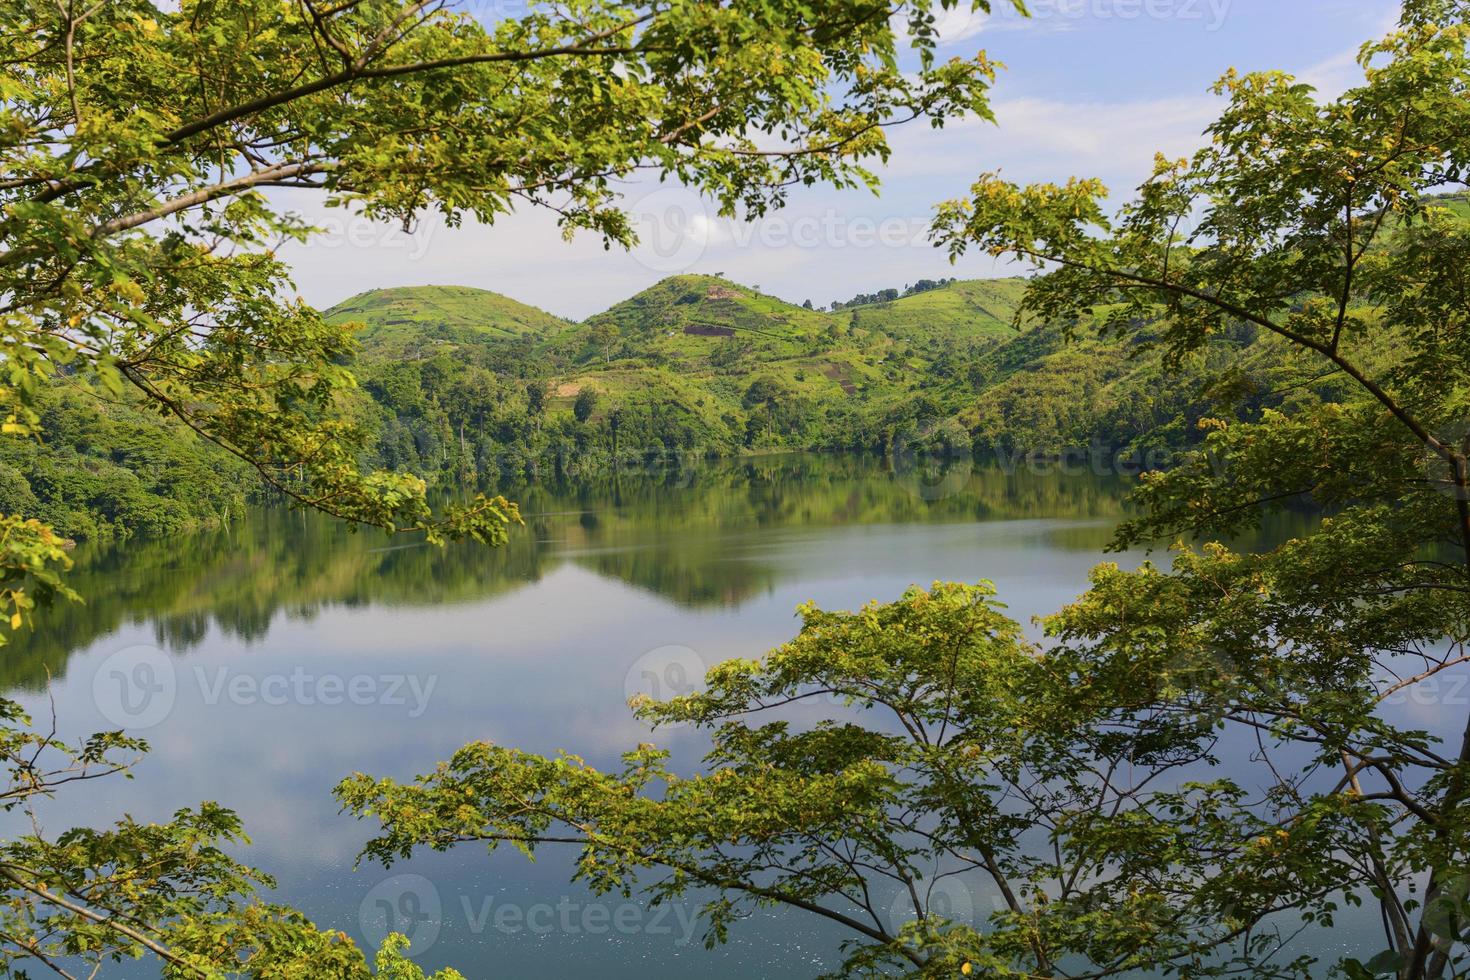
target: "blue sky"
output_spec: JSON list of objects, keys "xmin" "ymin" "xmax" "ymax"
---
[{"xmin": 276, "ymin": 0, "xmax": 1404, "ymax": 320}]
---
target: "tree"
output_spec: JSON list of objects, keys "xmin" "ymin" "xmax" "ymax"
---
[
  {"xmin": 589, "ymin": 320, "xmax": 622, "ymax": 364},
  {"xmin": 935, "ymin": 4, "xmax": 1470, "ymax": 974},
  {"xmin": 339, "ymin": 7, "xmax": 1470, "ymax": 979},
  {"xmin": 742, "ymin": 376, "xmax": 787, "ymax": 410},
  {"xmin": 0, "ymin": 0, "xmax": 1017, "ymax": 973},
  {"xmin": 573, "ymin": 387, "xmax": 598, "ymax": 423},
  {"xmin": 0, "ymin": 694, "xmax": 467, "ymax": 978},
  {"xmin": 525, "ymin": 381, "xmax": 547, "ymax": 417},
  {"xmin": 607, "ymin": 407, "xmax": 626, "ymax": 465}
]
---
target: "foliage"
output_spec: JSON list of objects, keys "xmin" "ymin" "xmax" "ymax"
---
[
  {"xmin": 573, "ymin": 387, "xmax": 598, "ymax": 423},
  {"xmin": 930, "ymin": 5, "xmax": 1470, "ymax": 976},
  {"xmin": 0, "ymin": 381, "xmax": 256, "ymax": 540},
  {"xmin": 0, "ymin": 516, "xmax": 77, "ymax": 648},
  {"xmin": 828, "ymin": 278, "xmax": 958, "ymax": 309},
  {"xmin": 343, "ymin": 7, "xmax": 1470, "ymax": 979},
  {"xmin": 0, "ymin": 693, "xmax": 466, "ymax": 978},
  {"xmin": 0, "ymin": 0, "xmax": 1020, "ymax": 972},
  {"xmin": 829, "ymin": 286, "xmax": 900, "ymax": 309},
  {"xmin": 336, "ymin": 579, "xmax": 1333, "ymax": 978}
]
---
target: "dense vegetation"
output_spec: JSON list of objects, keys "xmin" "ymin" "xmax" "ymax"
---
[
  {"xmin": 322, "ymin": 267, "xmax": 1383, "ymax": 489},
  {"xmin": 0, "ymin": 385, "xmax": 256, "ymax": 540},
  {"xmin": 0, "ymin": 0, "xmax": 1014, "ymax": 975},
  {"xmin": 13, "ymin": 250, "xmax": 1416, "ymax": 541},
  {"xmin": 826, "ymin": 276, "xmax": 958, "ymax": 310},
  {"xmin": 344, "ymin": 8, "xmax": 1470, "ymax": 978}
]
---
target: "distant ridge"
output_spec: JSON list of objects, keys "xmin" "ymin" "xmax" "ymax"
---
[
  {"xmin": 325, "ymin": 285, "xmax": 570, "ymax": 352},
  {"xmin": 587, "ymin": 274, "xmax": 831, "ymax": 340}
]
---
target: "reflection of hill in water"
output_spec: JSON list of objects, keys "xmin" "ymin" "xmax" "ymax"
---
[
  {"xmin": 9, "ymin": 454, "xmax": 1313, "ymax": 691},
  {"xmin": 549, "ymin": 455, "xmax": 1140, "ymax": 606}
]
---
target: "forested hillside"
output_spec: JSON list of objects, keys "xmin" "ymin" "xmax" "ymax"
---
[
  {"xmin": 0, "ymin": 385, "xmax": 255, "ymax": 540},
  {"xmin": 12, "ymin": 241, "xmax": 1410, "ymax": 540},
  {"xmin": 333, "ymin": 269, "xmax": 1361, "ymax": 488}
]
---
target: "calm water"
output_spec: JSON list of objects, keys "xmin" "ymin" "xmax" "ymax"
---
[{"xmin": 6, "ymin": 454, "xmax": 1382, "ymax": 977}]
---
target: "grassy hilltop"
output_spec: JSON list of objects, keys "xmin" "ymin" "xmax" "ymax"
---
[
  {"xmin": 324, "ymin": 284, "xmax": 571, "ymax": 354},
  {"xmin": 327, "ymin": 268, "xmax": 1353, "ymax": 491},
  {"xmin": 332, "ymin": 273, "xmax": 1047, "ymax": 475}
]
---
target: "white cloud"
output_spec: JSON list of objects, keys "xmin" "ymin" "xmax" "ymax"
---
[
  {"xmin": 1295, "ymin": 8, "xmax": 1399, "ymax": 96},
  {"xmin": 892, "ymin": 2, "xmax": 1032, "ymax": 48},
  {"xmin": 867, "ymin": 89, "xmax": 1221, "ymax": 202},
  {"xmin": 987, "ymin": 92, "xmax": 1219, "ymax": 176},
  {"xmin": 909, "ymin": 4, "xmax": 995, "ymax": 44}
]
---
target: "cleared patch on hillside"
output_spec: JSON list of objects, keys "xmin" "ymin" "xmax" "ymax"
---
[{"xmin": 820, "ymin": 362, "xmax": 858, "ymax": 396}]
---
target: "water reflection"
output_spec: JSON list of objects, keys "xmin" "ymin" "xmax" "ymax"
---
[
  {"xmin": 12, "ymin": 455, "xmax": 1150, "ymax": 689},
  {"xmin": 5, "ymin": 453, "xmax": 1328, "ymax": 979}
]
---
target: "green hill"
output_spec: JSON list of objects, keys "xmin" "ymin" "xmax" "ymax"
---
[
  {"xmin": 538, "ymin": 276, "xmax": 875, "ymax": 456},
  {"xmin": 334, "ymin": 273, "xmax": 1258, "ymax": 486},
  {"xmin": 557, "ymin": 274, "xmax": 1030, "ymax": 418},
  {"xmin": 844, "ymin": 278, "xmax": 1027, "ymax": 343},
  {"xmin": 5, "ymin": 267, "xmax": 1377, "ymax": 540},
  {"xmin": 588, "ymin": 274, "xmax": 830, "ymax": 338},
  {"xmin": 325, "ymin": 285, "xmax": 570, "ymax": 354},
  {"xmin": 569, "ymin": 274, "xmax": 833, "ymax": 368}
]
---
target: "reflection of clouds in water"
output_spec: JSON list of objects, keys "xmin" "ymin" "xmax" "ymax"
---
[
  {"xmin": 293, "ymin": 564, "xmax": 647, "ymax": 659},
  {"xmin": 0, "ymin": 455, "xmax": 1340, "ymax": 978},
  {"xmin": 9, "ymin": 454, "xmax": 1165, "ymax": 690}
]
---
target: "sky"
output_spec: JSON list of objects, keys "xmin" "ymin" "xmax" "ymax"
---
[{"xmin": 274, "ymin": 0, "xmax": 1405, "ymax": 321}]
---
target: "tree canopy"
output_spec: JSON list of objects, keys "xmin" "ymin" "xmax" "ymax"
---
[
  {"xmin": 341, "ymin": 6, "xmax": 1470, "ymax": 978},
  {"xmin": 0, "ymin": 0, "xmax": 1020, "ymax": 973}
]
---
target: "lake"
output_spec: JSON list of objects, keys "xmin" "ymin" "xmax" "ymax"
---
[{"xmin": 6, "ymin": 452, "xmax": 1378, "ymax": 977}]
